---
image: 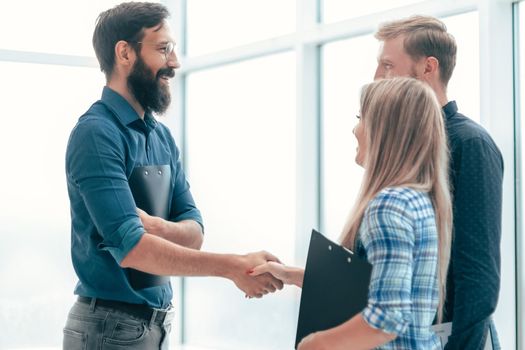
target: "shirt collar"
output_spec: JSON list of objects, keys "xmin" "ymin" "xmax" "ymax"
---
[
  {"xmin": 100, "ymin": 86, "xmax": 158, "ymax": 129},
  {"xmin": 442, "ymin": 100, "xmax": 458, "ymax": 120}
]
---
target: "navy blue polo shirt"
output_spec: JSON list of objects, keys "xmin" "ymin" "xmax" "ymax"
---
[{"xmin": 66, "ymin": 86, "xmax": 202, "ymax": 308}]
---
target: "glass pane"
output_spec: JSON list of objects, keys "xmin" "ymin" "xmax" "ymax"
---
[
  {"xmin": 516, "ymin": 2, "xmax": 525, "ymax": 344},
  {"xmin": 0, "ymin": 0, "xmax": 158, "ymax": 56},
  {"xmin": 184, "ymin": 52, "xmax": 297, "ymax": 349},
  {"xmin": 443, "ymin": 12, "xmax": 480, "ymax": 123},
  {"xmin": 0, "ymin": 62, "xmax": 105, "ymax": 348},
  {"xmin": 187, "ymin": 0, "xmax": 295, "ymax": 56},
  {"xmin": 323, "ymin": 0, "xmax": 424, "ymax": 23},
  {"xmin": 321, "ymin": 35, "xmax": 376, "ymax": 241}
]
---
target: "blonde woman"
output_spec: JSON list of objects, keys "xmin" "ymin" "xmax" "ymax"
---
[{"xmin": 251, "ymin": 77, "xmax": 452, "ymax": 349}]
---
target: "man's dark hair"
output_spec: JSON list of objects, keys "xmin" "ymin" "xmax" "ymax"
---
[{"xmin": 93, "ymin": 2, "xmax": 170, "ymax": 79}]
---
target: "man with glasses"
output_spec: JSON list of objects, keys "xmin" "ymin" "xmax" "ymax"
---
[
  {"xmin": 373, "ymin": 16, "xmax": 503, "ymax": 349},
  {"xmin": 63, "ymin": 2, "xmax": 282, "ymax": 349}
]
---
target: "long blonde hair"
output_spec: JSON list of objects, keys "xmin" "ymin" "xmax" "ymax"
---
[{"xmin": 340, "ymin": 77, "xmax": 452, "ymax": 321}]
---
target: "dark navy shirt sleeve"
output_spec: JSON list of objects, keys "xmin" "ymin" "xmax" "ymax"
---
[
  {"xmin": 445, "ymin": 136, "xmax": 503, "ymax": 349},
  {"xmin": 67, "ymin": 116, "xmax": 144, "ymax": 263}
]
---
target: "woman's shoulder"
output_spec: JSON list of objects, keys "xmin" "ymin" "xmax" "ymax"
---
[
  {"xmin": 367, "ymin": 187, "xmax": 433, "ymax": 219},
  {"xmin": 371, "ymin": 186, "xmax": 429, "ymax": 205}
]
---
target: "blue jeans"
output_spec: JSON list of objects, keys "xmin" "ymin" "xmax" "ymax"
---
[{"xmin": 63, "ymin": 298, "xmax": 174, "ymax": 349}]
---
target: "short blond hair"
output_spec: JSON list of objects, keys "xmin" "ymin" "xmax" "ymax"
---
[{"xmin": 375, "ymin": 15, "xmax": 457, "ymax": 86}]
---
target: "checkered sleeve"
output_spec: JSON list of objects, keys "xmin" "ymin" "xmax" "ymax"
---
[{"xmin": 360, "ymin": 191, "xmax": 415, "ymax": 336}]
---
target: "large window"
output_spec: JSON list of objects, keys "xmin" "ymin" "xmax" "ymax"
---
[
  {"xmin": 0, "ymin": 0, "xmax": 129, "ymax": 56},
  {"xmin": 184, "ymin": 52, "xmax": 297, "ymax": 350},
  {"xmin": 0, "ymin": 2, "xmax": 145, "ymax": 348},
  {"xmin": 321, "ymin": 35, "xmax": 374, "ymax": 240},
  {"xmin": 518, "ymin": 2, "xmax": 525, "ymax": 349},
  {"xmin": 323, "ymin": 0, "xmax": 424, "ymax": 23},
  {"xmin": 186, "ymin": 0, "xmax": 295, "ymax": 56},
  {"xmin": 0, "ymin": 0, "xmax": 521, "ymax": 349},
  {"xmin": 0, "ymin": 62, "xmax": 103, "ymax": 348},
  {"xmin": 443, "ymin": 12, "xmax": 480, "ymax": 123}
]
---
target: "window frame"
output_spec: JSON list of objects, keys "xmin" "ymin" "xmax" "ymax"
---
[{"xmin": 172, "ymin": 0, "xmax": 519, "ymax": 348}]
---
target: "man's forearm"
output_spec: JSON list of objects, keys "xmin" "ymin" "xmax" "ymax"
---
[
  {"xmin": 120, "ymin": 233, "xmax": 284, "ymax": 297},
  {"xmin": 137, "ymin": 208, "xmax": 203, "ymax": 249},
  {"xmin": 121, "ymin": 233, "xmax": 227, "ymax": 276},
  {"xmin": 157, "ymin": 220, "xmax": 203, "ymax": 249}
]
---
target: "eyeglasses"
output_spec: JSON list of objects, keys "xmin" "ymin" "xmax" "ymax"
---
[{"xmin": 134, "ymin": 41, "xmax": 176, "ymax": 61}]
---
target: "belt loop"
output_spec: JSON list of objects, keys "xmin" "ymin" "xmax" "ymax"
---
[
  {"xmin": 89, "ymin": 298, "xmax": 97, "ymax": 312},
  {"xmin": 149, "ymin": 309, "xmax": 158, "ymax": 328}
]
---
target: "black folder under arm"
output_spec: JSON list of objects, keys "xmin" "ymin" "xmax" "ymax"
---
[
  {"xmin": 127, "ymin": 164, "xmax": 171, "ymax": 290},
  {"xmin": 295, "ymin": 230, "xmax": 372, "ymax": 348}
]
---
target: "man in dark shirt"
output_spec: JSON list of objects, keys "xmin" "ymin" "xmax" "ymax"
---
[
  {"xmin": 63, "ymin": 2, "xmax": 282, "ymax": 349},
  {"xmin": 373, "ymin": 16, "xmax": 503, "ymax": 349}
]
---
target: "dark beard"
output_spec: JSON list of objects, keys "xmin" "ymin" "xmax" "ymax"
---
[{"xmin": 127, "ymin": 56, "xmax": 175, "ymax": 115}]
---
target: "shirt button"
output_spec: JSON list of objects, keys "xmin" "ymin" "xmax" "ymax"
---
[
  {"xmin": 144, "ymin": 170, "xmax": 149, "ymax": 176},
  {"xmin": 158, "ymin": 170, "xmax": 162, "ymax": 175}
]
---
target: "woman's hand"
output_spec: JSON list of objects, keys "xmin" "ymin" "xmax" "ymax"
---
[
  {"xmin": 298, "ymin": 332, "xmax": 330, "ymax": 350},
  {"xmin": 248, "ymin": 261, "xmax": 304, "ymax": 288}
]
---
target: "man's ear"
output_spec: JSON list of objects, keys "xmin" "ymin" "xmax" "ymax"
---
[
  {"xmin": 114, "ymin": 40, "xmax": 135, "ymax": 68},
  {"xmin": 423, "ymin": 56, "xmax": 440, "ymax": 80}
]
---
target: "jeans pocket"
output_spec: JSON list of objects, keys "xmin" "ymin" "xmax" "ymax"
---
[
  {"xmin": 63, "ymin": 328, "xmax": 87, "ymax": 350},
  {"xmin": 103, "ymin": 321, "xmax": 149, "ymax": 346}
]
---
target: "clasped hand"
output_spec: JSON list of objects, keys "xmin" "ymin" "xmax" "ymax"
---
[
  {"xmin": 137, "ymin": 208, "xmax": 289, "ymax": 299},
  {"xmin": 232, "ymin": 251, "xmax": 285, "ymax": 298}
]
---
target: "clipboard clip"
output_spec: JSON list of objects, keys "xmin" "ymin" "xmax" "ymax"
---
[
  {"xmin": 342, "ymin": 246, "xmax": 354, "ymax": 255},
  {"xmin": 327, "ymin": 244, "xmax": 354, "ymax": 263}
]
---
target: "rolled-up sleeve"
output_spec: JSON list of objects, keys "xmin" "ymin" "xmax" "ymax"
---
[
  {"xmin": 359, "ymin": 193, "xmax": 415, "ymax": 336},
  {"xmin": 167, "ymin": 132, "xmax": 203, "ymax": 230},
  {"xmin": 67, "ymin": 117, "xmax": 144, "ymax": 263}
]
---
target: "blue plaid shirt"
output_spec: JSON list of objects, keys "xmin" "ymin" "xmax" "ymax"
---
[{"xmin": 355, "ymin": 187, "xmax": 441, "ymax": 349}]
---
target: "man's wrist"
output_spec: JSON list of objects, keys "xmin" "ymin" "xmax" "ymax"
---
[
  {"xmin": 214, "ymin": 254, "xmax": 241, "ymax": 279},
  {"xmin": 160, "ymin": 219, "xmax": 176, "ymax": 237}
]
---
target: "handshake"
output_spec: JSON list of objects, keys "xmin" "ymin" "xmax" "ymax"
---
[
  {"xmin": 228, "ymin": 251, "xmax": 304, "ymax": 298},
  {"xmin": 136, "ymin": 208, "xmax": 303, "ymax": 298}
]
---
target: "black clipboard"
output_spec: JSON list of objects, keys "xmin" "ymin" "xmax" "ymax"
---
[
  {"xmin": 126, "ymin": 164, "xmax": 171, "ymax": 290},
  {"xmin": 295, "ymin": 229, "xmax": 372, "ymax": 348}
]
